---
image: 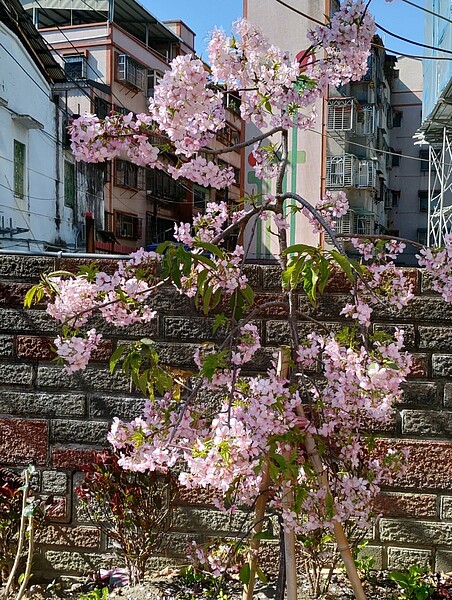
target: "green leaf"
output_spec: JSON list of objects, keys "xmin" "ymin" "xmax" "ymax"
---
[
  {"xmin": 212, "ymin": 313, "xmax": 227, "ymax": 334},
  {"xmin": 252, "ymin": 531, "xmax": 275, "ymax": 541},
  {"xmin": 194, "ymin": 241, "xmax": 223, "ymax": 258},
  {"xmin": 241, "ymin": 283, "xmax": 254, "ymax": 307},
  {"xmin": 329, "ymin": 249, "xmax": 355, "ymax": 283},
  {"xmin": 239, "ymin": 562, "xmax": 251, "ymax": 585},
  {"xmin": 256, "ymin": 566, "xmax": 268, "ymax": 585},
  {"xmin": 109, "ymin": 345, "xmax": 127, "ymax": 374},
  {"xmin": 283, "ymin": 243, "xmax": 318, "ymax": 256},
  {"xmin": 24, "ymin": 284, "xmax": 45, "ymax": 308}
]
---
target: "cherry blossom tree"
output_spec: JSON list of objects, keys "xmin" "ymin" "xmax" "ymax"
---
[{"xmin": 25, "ymin": 2, "xmax": 452, "ymax": 599}]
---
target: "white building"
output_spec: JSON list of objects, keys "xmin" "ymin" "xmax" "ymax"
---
[{"xmin": 0, "ymin": 0, "xmax": 94, "ymax": 251}]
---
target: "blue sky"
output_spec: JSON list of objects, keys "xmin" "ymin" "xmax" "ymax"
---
[{"xmin": 143, "ymin": 0, "xmax": 425, "ymax": 58}]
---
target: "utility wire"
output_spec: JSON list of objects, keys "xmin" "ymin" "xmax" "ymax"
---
[
  {"xmin": 33, "ymin": 0, "xmax": 128, "ymax": 110},
  {"xmin": 377, "ymin": 22, "xmax": 452, "ymax": 56},
  {"xmin": 401, "ymin": 0, "xmax": 452, "ymax": 26}
]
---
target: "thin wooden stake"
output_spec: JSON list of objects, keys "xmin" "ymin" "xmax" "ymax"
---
[
  {"xmin": 279, "ymin": 347, "xmax": 298, "ymax": 600},
  {"xmin": 296, "ymin": 406, "xmax": 367, "ymax": 600},
  {"xmin": 242, "ymin": 461, "xmax": 270, "ymax": 600},
  {"xmin": 242, "ymin": 347, "xmax": 290, "ymax": 600}
]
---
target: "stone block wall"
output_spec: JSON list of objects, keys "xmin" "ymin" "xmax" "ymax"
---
[{"xmin": 0, "ymin": 255, "xmax": 452, "ymax": 577}]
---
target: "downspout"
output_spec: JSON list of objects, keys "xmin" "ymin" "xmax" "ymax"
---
[{"xmin": 320, "ymin": 0, "xmax": 330, "ymax": 249}]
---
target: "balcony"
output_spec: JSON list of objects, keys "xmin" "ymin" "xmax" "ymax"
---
[
  {"xmin": 326, "ymin": 155, "xmax": 376, "ymax": 189},
  {"xmin": 334, "ymin": 209, "xmax": 375, "ymax": 236},
  {"xmin": 356, "ymin": 104, "xmax": 376, "ymax": 136}
]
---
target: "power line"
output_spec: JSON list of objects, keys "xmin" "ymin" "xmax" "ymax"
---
[
  {"xmin": 401, "ymin": 0, "xmax": 452, "ymax": 26},
  {"xmin": 33, "ymin": 0, "xmax": 127, "ymax": 110},
  {"xmin": 377, "ymin": 22, "xmax": 452, "ymax": 56}
]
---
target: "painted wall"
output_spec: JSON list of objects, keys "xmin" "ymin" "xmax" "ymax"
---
[
  {"xmin": 243, "ymin": 0, "xmax": 325, "ymax": 260},
  {"xmin": 389, "ymin": 57, "xmax": 425, "ymax": 264},
  {"xmin": 0, "ymin": 21, "xmax": 79, "ymax": 250}
]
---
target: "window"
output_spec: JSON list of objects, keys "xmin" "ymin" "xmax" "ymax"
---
[
  {"xmin": 13, "ymin": 140, "xmax": 25, "ymax": 198},
  {"xmin": 417, "ymin": 228, "xmax": 427, "ymax": 245},
  {"xmin": 419, "ymin": 191, "xmax": 428, "ymax": 212},
  {"xmin": 217, "ymin": 124, "xmax": 240, "ymax": 148},
  {"xmin": 64, "ymin": 161, "xmax": 75, "ymax": 208},
  {"xmin": 147, "ymin": 69, "xmax": 163, "ymax": 98},
  {"xmin": 64, "ymin": 55, "xmax": 88, "ymax": 80},
  {"xmin": 145, "ymin": 213, "xmax": 175, "ymax": 245},
  {"xmin": 391, "ymin": 190, "xmax": 400, "ymax": 207},
  {"xmin": 392, "ymin": 151, "xmax": 401, "ymax": 167},
  {"xmin": 393, "ymin": 111, "xmax": 403, "ymax": 127},
  {"xmin": 147, "ymin": 169, "xmax": 184, "ymax": 201},
  {"xmin": 194, "ymin": 185, "xmax": 208, "ymax": 210},
  {"xmin": 420, "ymin": 149, "xmax": 430, "ymax": 172},
  {"xmin": 117, "ymin": 54, "xmax": 145, "ymax": 90},
  {"xmin": 115, "ymin": 160, "xmax": 145, "ymax": 190},
  {"xmin": 356, "ymin": 104, "xmax": 375, "ymax": 136},
  {"xmin": 223, "ymin": 92, "xmax": 241, "ymax": 115},
  {"xmin": 115, "ymin": 211, "xmax": 142, "ymax": 239},
  {"xmin": 326, "ymin": 98, "xmax": 354, "ymax": 131},
  {"xmin": 115, "ymin": 106, "xmax": 132, "ymax": 116}
]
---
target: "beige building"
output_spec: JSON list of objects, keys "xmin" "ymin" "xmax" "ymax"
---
[
  {"xmin": 243, "ymin": 2, "xmax": 422, "ymax": 259},
  {"xmin": 243, "ymin": 0, "xmax": 331, "ymax": 259},
  {"xmin": 21, "ymin": 0, "xmax": 242, "ymax": 253}
]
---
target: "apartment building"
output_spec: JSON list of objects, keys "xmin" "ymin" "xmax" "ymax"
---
[
  {"xmin": 21, "ymin": 0, "xmax": 242, "ymax": 253},
  {"xmin": 418, "ymin": 0, "xmax": 452, "ymax": 246},
  {"xmin": 387, "ymin": 57, "xmax": 425, "ymax": 264},
  {"xmin": 326, "ymin": 39, "xmax": 396, "ymax": 245},
  {"xmin": 243, "ymin": 0, "xmax": 332, "ymax": 259}
]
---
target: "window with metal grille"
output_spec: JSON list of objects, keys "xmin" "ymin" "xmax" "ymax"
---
[
  {"xmin": 326, "ymin": 98, "xmax": 354, "ymax": 131},
  {"xmin": 115, "ymin": 160, "xmax": 145, "ymax": 190},
  {"xmin": 147, "ymin": 69, "xmax": 163, "ymax": 98},
  {"xmin": 93, "ymin": 96, "xmax": 112, "ymax": 119},
  {"xmin": 146, "ymin": 169, "xmax": 184, "ymax": 202},
  {"xmin": 115, "ymin": 211, "xmax": 142, "ymax": 239},
  {"xmin": 355, "ymin": 214, "xmax": 373, "ymax": 235},
  {"xmin": 326, "ymin": 156, "xmax": 345, "ymax": 187},
  {"xmin": 64, "ymin": 161, "xmax": 75, "ymax": 208},
  {"xmin": 117, "ymin": 54, "xmax": 145, "ymax": 91},
  {"xmin": 13, "ymin": 140, "xmax": 25, "ymax": 199},
  {"xmin": 356, "ymin": 105, "xmax": 375, "ymax": 135},
  {"xmin": 64, "ymin": 55, "xmax": 88, "ymax": 80}
]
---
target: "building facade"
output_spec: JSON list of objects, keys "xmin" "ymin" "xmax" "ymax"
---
[
  {"xmin": 387, "ymin": 57, "xmax": 425, "ymax": 264},
  {"xmin": 0, "ymin": 0, "xmax": 94, "ymax": 252},
  {"xmin": 20, "ymin": 0, "xmax": 243, "ymax": 253}
]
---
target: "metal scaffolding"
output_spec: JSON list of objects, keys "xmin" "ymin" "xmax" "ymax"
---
[{"xmin": 427, "ymin": 127, "xmax": 452, "ymax": 247}]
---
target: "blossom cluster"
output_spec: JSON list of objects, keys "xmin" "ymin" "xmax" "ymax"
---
[
  {"xmin": 44, "ymin": 250, "xmax": 159, "ymax": 371},
  {"xmin": 417, "ymin": 233, "xmax": 452, "ymax": 302},
  {"xmin": 149, "ymin": 54, "xmax": 225, "ymax": 157},
  {"xmin": 304, "ymin": 190, "xmax": 349, "ymax": 234},
  {"xmin": 307, "ymin": 0, "xmax": 376, "ymax": 88},
  {"xmin": 69, "ymin": 2, "xmax": 374, "ymax": 189},
  {"xmin": 70, "ymin": 112, "xmax": 159, "ymax": 167},
  {"xmin": 340, "ymin": 239, "xmax": 414, "ymax": 326}
]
